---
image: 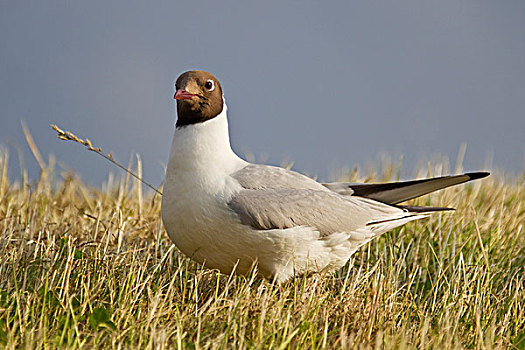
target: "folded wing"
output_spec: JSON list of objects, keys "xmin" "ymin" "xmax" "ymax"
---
[
  {"xmin": 323, "ymin": 172, "xmax": 489, "ymax": 204},
  {"xmin": 227, "ymin": 188, "xmax": 418, "ymax": 236}
]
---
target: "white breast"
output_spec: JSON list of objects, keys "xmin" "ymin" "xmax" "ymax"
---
[{"xmin": 161, "ymin": 107, "xmax": 250, "ymax": 269}]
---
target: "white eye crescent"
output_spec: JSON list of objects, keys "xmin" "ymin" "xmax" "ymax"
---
[{"xmin": 204, "ymin": 79, "xmax": 215, "ymax": 91}]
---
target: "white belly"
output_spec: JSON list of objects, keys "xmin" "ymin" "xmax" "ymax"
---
[{"xmin": 161, "ymin": 181, "xmax": 355, "ymax": 282}]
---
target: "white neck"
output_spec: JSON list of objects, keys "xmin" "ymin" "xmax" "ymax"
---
[{"xmin": 165, "ymin": 105, "xmax": 246, "ymax": 180}]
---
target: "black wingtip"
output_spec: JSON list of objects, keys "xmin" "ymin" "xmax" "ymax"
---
[
  {"xmin": 399, "ymin": 205, "xmax": 455, "ymax": 213},
  {"xmin": 465, "ymin": 172, "xmax": 490, "ymax": 181}
]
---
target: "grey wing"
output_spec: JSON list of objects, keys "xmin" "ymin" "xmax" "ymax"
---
[
  {"xmin": 323, "ymin": 172, "xmax": 489, "ymax": 204},
  {"xmin": 231, "ymin": 164, "xmax": 329, "ymax": 191},
  {"xmin": 228, "ymin": 188, "xmax": 409, "ymax": 236}
]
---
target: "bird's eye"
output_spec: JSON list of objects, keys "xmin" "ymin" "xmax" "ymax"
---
[{"xmin": 204, "ymin": 80, "xmax": 215, "ymax": 91}]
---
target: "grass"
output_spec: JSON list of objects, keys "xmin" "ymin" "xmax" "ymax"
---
[{"xmin": 0, "ymin": 147, "xmax": 524, "ymax": 349}]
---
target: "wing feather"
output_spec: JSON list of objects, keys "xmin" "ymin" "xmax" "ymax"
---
[
  {"xmin": 323, "ymin": 172, "xmax": 489, "ymax": 204},
  {"xmin": 228, "ymin": 188, "xmax": 406, "ymax": 236},
  {"xmin": 231, "ymin": 164, "xmax": 328, "ymax": 191}
]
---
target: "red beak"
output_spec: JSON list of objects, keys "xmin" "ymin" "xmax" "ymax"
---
[{"xmin": 174, "ymin": 89, "xmax": 196, "ymax": 100}]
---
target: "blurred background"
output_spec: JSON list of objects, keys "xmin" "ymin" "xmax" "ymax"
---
[{"xmin": 1, "ymin": 0, "xmax": 524, "ymax": 187}]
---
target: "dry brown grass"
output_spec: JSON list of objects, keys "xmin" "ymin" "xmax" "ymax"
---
[{"xmin": 0, "ymin": 146, "xmax": 523, "ymax": 349}]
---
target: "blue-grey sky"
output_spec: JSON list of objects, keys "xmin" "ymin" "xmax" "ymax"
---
[{"xmin": 1, "ymin": 0, "xmax": 524, "ymax": 187}]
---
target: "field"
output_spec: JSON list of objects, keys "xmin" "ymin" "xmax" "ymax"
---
[{"xmin": 0, "ymin": 149, "xmax": 523, "ymax": 349}]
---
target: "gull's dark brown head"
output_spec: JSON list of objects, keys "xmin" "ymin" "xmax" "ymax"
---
[{"xmin": 174, "ymin": 70, "xmax": 224, "ymax": 127}]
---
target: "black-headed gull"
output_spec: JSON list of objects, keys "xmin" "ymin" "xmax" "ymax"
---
[{"xmin": 161, "ymin": 70, "xmax": 489, "ymax": 282}]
